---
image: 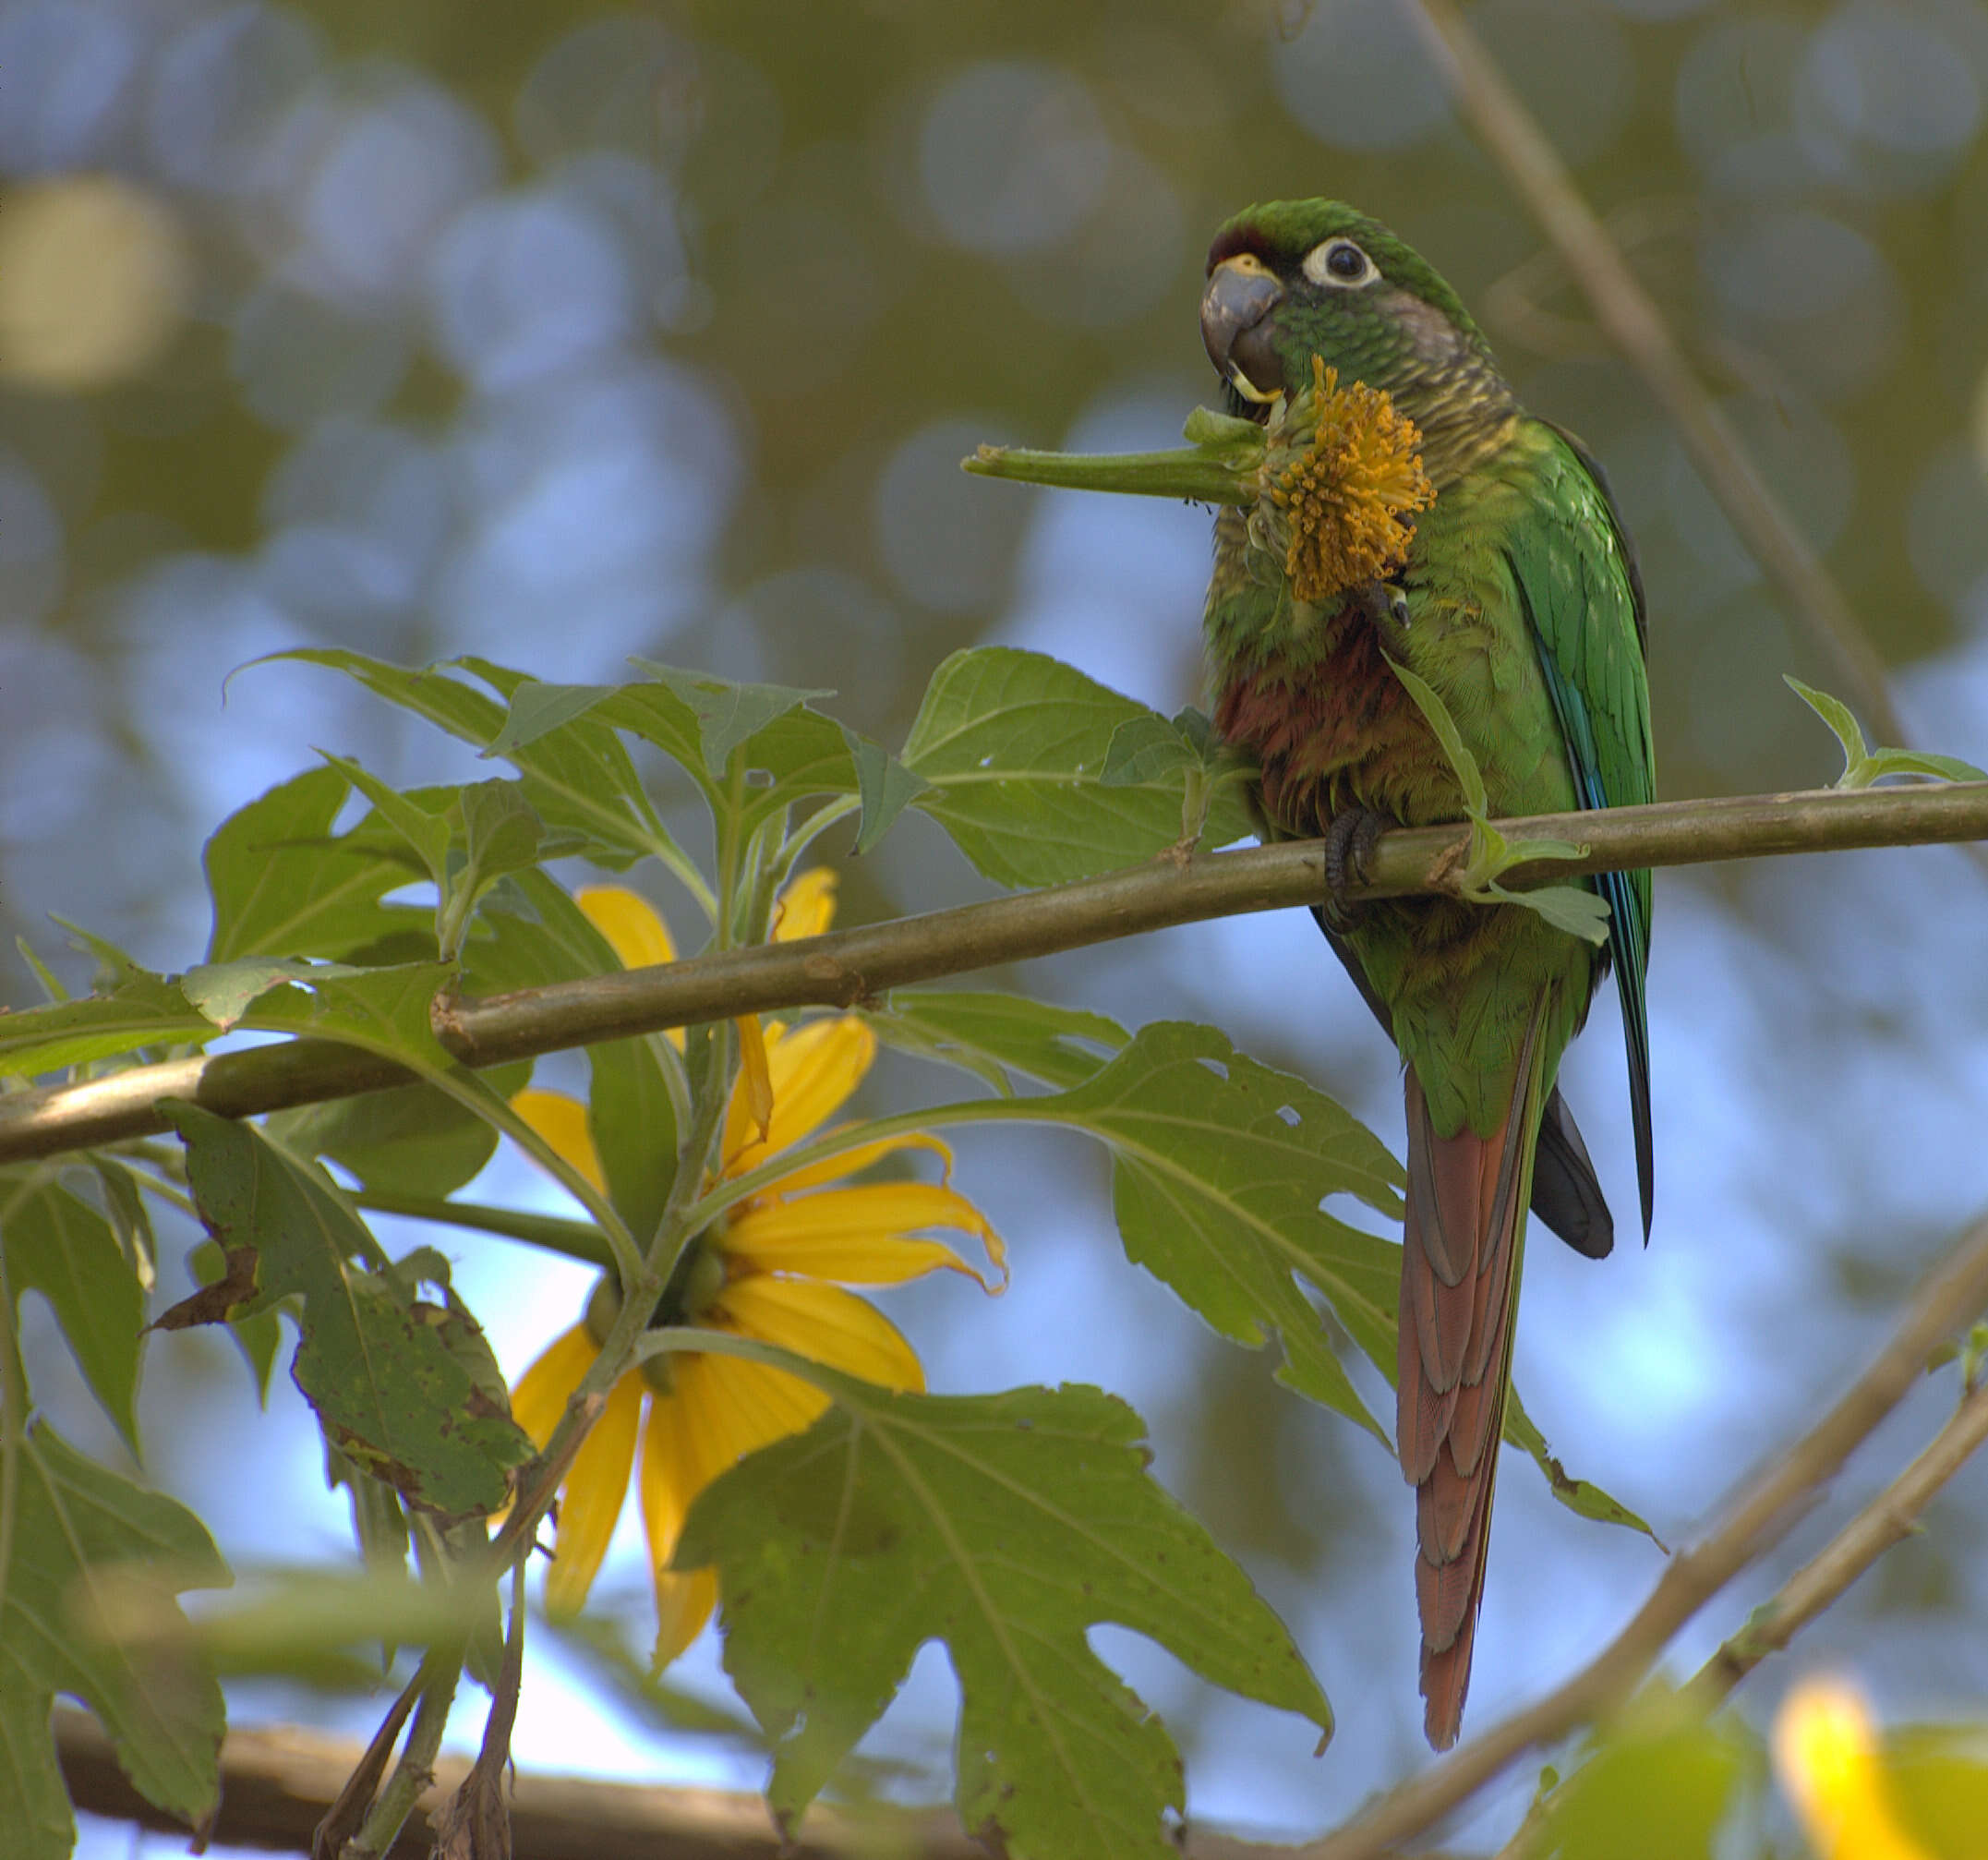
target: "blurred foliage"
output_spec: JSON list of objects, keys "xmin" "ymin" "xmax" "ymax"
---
[
  {"xmin": 6, "ymin": 0, "xmax": 1988, "ymax": 1849},
  {"xmin": 8, "ymin": 0, "xmax": 1988, "ymax": 984}
]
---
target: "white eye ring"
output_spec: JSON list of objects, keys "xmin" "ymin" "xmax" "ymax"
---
[{"xmin": 1302, "ymin": 236, "xmax": 1378, "ymax": 289}]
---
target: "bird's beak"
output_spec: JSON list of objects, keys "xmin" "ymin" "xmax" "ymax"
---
[{"xmin": 1200, "ymin": 254, "xmax": 1284, "ymax": 404}]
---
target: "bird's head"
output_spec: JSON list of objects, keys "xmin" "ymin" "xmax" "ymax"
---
[{"xmin": 1199, "ymin": 200, "xmax": 1505, "ymax": 434}]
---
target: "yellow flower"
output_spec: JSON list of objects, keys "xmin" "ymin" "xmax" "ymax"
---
[
  {"xmin": 1260, "ymin": 356, "xmax": 1435, "ymax": 607},
  {"xmin": 507, "ymin": 876, "xmax": 1004, "ymax": 1662},
  {"xmin": 1772, "ymin": 1675, "xmax": 1931, "ymax": 1860}
]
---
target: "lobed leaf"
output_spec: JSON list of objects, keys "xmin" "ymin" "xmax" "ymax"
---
[
  {"xmin": 0, "ymin": 1424, "xmax": 230, "ymax": 1860},
  {"xmin": 865, "ymin": 989, "xmax": 1129, "ymax": 1094},
  {"xmin": 680, "ymin": 1373, "xmax": 1330, "ymax": 1860},
  {"xmin": 1022, "ymin": 1021, "xmax": 1404, "ymax": 1438},
  {"xmin": 1, "ymin": 1168, "xmax": 145, "ymax": 1448}
]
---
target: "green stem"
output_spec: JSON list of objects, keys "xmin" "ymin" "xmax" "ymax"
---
[
  {"xmin": 963, "ymin": 442, "xmax": 1256, "ymax": 505},
  {"xmin": 777, "ymin": 793, "xmax": 861, "ymax": 872},
  {"xmin": 350, "ymin": 1190, "xmax": 616, "ymax": 1269},
  {"xmin": 342, "ymin": 1650, "xmax": 460, "ymax": 1859}
]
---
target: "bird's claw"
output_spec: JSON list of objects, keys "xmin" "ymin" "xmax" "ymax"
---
[{"xmin": 1321, "ymin": 805, "xmax": 1392, "ymax": 930}]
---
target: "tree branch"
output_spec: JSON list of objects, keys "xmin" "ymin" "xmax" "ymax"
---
[
  {"xmin": 52, "ymin": 1705, "xmax": 1271, "ymax": 1860},
  {"xmin": 4, "ymin": 783, "xmax": 1986, "ymax": 1167},
  {"xmin": 1269, "ymin": 1207, "xmax": 1988, "ymax": 1860},
  {"xmin": 1395, "ymin": 0, "xmax": 1905, "ymax": 752},
  {"xmin": 1684, "ymin": 1372, "xmax": 1988, "ymax": 1709}
]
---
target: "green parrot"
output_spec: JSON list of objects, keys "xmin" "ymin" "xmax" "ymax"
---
[{"xmin": 1197, "ymin": 200, "xmax": 1655, "ymax": 1749}]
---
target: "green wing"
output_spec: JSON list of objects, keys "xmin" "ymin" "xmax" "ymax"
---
[{"xmin": 1504, "ymin": 421, "xmax": 1657, "ymax": 1238}]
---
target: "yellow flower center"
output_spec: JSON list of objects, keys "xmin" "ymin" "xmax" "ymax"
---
[{"xmin": 1265, "ymin": 356, "xmax": 1435, "ymax": 607}]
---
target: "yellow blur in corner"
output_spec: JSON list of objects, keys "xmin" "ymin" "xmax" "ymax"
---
[
  {"xmin": 1773, "ymin": 1676, "xmax": 1932, "ymax": 1860},
  {"xmin": 0, "ymin": 175, "xmax": 191, "ymax": 391}
]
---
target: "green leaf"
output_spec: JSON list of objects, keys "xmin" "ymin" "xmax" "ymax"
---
[
  {"xmin": 462, "ymin": 872, "xmax": 681, "ymax": 1244},
  {"xmin": 460, "ymin": 779, "xmax": 548, "ymax": 882},
  {"xmin": 679, "ymin": 1375, "xmax": 1331, "ymax": 1859},
  {"xmin": 180, "ymin": 956, "xmax": 370, "ymax": 1031},
  {"xmin": 1786, "ymin": 675, "xmax": 1988, "ymax": 789},
  {"xmin": 1540, "ymin": 1696, "xmax": 1748, "ymax": 1858},
  {"xmin": 843, "ymin": 726, "xmax": 931, "ymax": 854},
  {"xmin": 1099, "ymin": 715, "xmax": 1197, "ymax": 788},
  {"xmin": 1386, "ymin": 654, "xmax": 1488, "ymax": 815},
  {"xmin": 1025, "ymin": 1021, "xmax": 1405, "ymax": 1438},
  {"xmin": 279, "ymin": 650, "xmax": 676, "ymax": 875},
  {"xmin": 268, "ymin": 1083, "xmax": 503, "ymax": 1202},
  {"xmin": 318, "ymin": 753, "xmax": 452, "ymax": 890},
  {"xmin": 0, "ymin": 1422, "xmax": 230, "ymax": 1860},
  {"xmin": 481, "ymin": 679, "xmax": 620, "ymax": 757},
  {"xmin": 901, "ymin": 649, "xmax": 1254, "ymax": 887},
  {"xmin": 1488, "ymin": 875, "xmax": 1613, "ymax": 947},
  {"xmin": 865, "ymin": 990, "xmax": 1128, "ymax": 1093},
  {"xmin": 1888, "ymin": 1725, "xmax": 1988, "ymax": 1859},
  {"xmin": 1, "ymin": 1168, "xmax": 145, "ymax": 1449},
  {"xmin": 1501, "ymin": 1395, "xmax": 1659, "ymax": 1543},
  {"xmin": 0, "ymin": 965, "xmax": 210, "ymax": 1082},
  {"xmin": 91, "ymin": 1159, "xmax": 158, "ymax": 1291},
  {"xmin": 163, "ymin": 1104, "xmax": 533, "ymax": 1515},
  {"xmin": 1854, "ymin": 747, "xmax": 1988, "ymax": 784},
  {"xmin": 204, "ymin": 767, "xmax": 417, "ymax": 964},
  {"xmin": 630, "ymin": 661, "xmax": 835, "ymax": 779},
  {"xmin": 1785, "ymin": 673, "xmax": 1871, "ymax": 778}
]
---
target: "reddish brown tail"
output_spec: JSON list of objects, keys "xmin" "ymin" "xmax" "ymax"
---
[{"xmin": 1395, "ymin": 1009, "xmax": 1544, "ymax": 1751}]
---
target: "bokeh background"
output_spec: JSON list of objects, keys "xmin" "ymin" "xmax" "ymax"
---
[{"xmin": 6, "ymin": 0, "xmax": 1988, "ymax": 1852}]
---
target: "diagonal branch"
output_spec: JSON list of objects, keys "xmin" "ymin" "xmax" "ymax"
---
[
  {"xmin": 1396, "ymin": 0, "xmax": 1906, "ymax": 752},
  {"xmin": 1684, "ymin": 1371, "xmax": 1988, "ymax": 1709},
  {"xmin": 1269, "ymin": 1207, "xmax": 1988, "ymax": 1860},
  {"xmin": 4, "ymin": 783, "xmax": 1987, "ymax": 1167}
]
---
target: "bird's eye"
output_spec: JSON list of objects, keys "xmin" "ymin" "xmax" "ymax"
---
[{"xmin": 1303, "ymin": 237, "xmax": 1377, "ymax": 288}]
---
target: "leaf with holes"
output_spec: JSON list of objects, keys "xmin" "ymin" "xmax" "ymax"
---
[
  {"xmin": 1020, "ymin": 1021, "xmax": 1404, "ymax": 1438},
  {"xmin": 680, "ymin": 1373, "xmax": 1330, "ymax": 1860}
]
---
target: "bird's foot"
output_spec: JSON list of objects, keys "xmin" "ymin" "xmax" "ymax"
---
[{"xmin": 1321, "ymin": 805, "xmax": 1391, "ymax": 929}]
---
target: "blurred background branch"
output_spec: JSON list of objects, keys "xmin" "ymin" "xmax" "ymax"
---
[
  {"xmin": 1292, "ymin": 1203, "xmax": 1988, "ymax": 1860},
  {"xmin": 1397, "ymin": 0, "xmax": 1911, "ymax": 755}
]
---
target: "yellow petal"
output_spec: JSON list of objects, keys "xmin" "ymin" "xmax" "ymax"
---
[
  {"xmin": 723, "ymin": 1018, "xmax": 875, "ymax": 1175},
  {"xmin": 722, "ymin": 1183, "xmax": 1007, "ymax": 1291},
  {"xmin": 576, "ymin": 885, "xmax": 677, "ymax": 969},
  {"xmin": 714, "ymin": 1277, "xmax": 924, "ymax": 1393},
  {"xmin": 651, "ymin": 1564, "xmax": 718, "ymax": 1668},
  {"xmin": 637, "ymin": 1390, "xmax": 719, "ymax": 1664},
  {"xmin": 770, "ymin": 1129, "xmax": 954, "ymax": 1194},
  {"xmin": 511, "ymin": 1087, "xmax": 607, "ymax": 1196},
  {"xmin": 509, "ymin": 1325, "xmax": 598, "ymax": 1451},
  {"xmin": 543, "ymin": 1371, "xmax": 643, "ymax": 1617},
  {"xmin": 1773, "ymin": 1677, "xmax": 1931, "ymax": 1860},
  {"xmin": 735, "ymin": 1016, "xmax": 774, "ymax": 1142},
  {"xmin": 772, "ymin": 867, "xmax": 837, "ymax": 942},
  {"xmin": 636, "ymin": 1351, "xmax": 825, "ymax": 1665}
]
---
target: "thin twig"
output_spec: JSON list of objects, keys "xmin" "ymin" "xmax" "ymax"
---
[
  {"xmin": 1273, "ymin": 1208, "xmax": 1988, "ymax": 1860},
  {"xmin": 3, "ymin": 783, "xmax": 1987, "ymax": 1167},
  {"xmin": 1684, "ymin": 1375, "xmax": 1988, "ymax": 1709},
  {"xmin": 1396, "ymin": 0, "xmax": 1915, "ymax": 761}
]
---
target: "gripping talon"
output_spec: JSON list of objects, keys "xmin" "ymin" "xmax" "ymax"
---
[{"xmin": 1322, "ymin": 805, "xmax": 1392, "ymax": 929}]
